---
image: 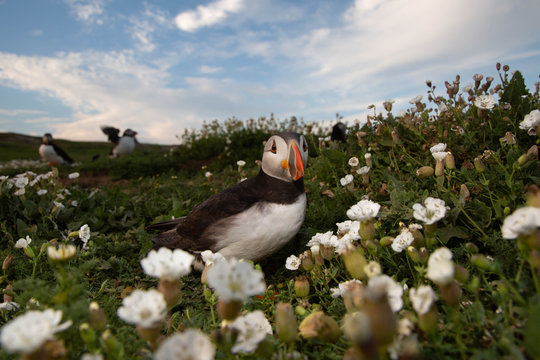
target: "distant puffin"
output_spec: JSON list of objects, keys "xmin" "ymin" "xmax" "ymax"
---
[
  {"xmin": 146, "ymin": 132, "xmax": 309, "ymax": 269},
  {"xmin": 331, "ymin": 122, "xmax": 347, "ymax": 142},
  {"xmin": 100, "ymin": 126, "xmax": 138, "ymax": 157},
  {"xmin": 38, "ymin": 133, "xmax": 74, "ymax": 166}
]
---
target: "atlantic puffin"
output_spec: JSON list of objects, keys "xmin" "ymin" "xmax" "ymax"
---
[
  {"xmin": 100, "ymin": 126, "xmax": 138, "ymax": 157},
  {"xmin": 146, "ymin": 132, "xmax": 309, "ymax": 268},
  {"xmin": 331, "ymin": 122, "xmax": 347, "ymax": 142},
  {"xmin": 38, "ymin": 133, "xmax": 74, "ymax": 166}
]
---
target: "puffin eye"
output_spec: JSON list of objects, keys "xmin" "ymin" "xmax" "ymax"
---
[
  {"xmin": 302, "ymin": 141, "xmax": 308, "ymax": 152},
  {"xmin": 270, "ymin": 140, "xmax": 277, "ymax": 153}
]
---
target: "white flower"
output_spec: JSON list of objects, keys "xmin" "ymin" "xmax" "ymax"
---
[
  {"xmin": 409, "ymin": 285, "xmax": 437, "ymax": 315},
  {"xmin": 519, "ymin": 109, "xmax": 540, "ymax": 134},
  {"xmin": 68, "ymin": 172, "xmax": 79, "ymax": 179},
  {"xmin": 15, "ymin": 236, "xmax": 32, "ymax": 249},
  {"xmin": 356, "ymin": 166, "xmax": 370, "ymax": 175},
  {"xmin": 285, "ymin": 255, "xmax": 301, "ymax": 270},
  {"xmin": 340, "ymin": 174, "xmax": 354, "ymax": 186},
  {"xmin": 205, "ymin": 171, "xmax": 212, "ymax": 179},
  {"xmin": 501, "ymin": 206, "xmax": 540, "ymax": 239},
  {"xmin": 409, "ymin": 95, "xmax": 423, "ymax": 104},
  {"xmin": 367, "ymin": 275, "xmax": 403, "ymax": 312},
  {"xmin": 37, "ymin": 189, "xmax": 48, "ymax": 196},
  {"xmin": 412, "ymin": 197, "xmax": 448, "ymax": 225},
  {"xmin": 431, "ymin": 151, "xmax": 448, "ymax": 161},
  {"xmin": 117, "ymin": 289, "xmax": 167, "ymax": 328},
  {"xmin": 474, "ymin": 95, "xmax": 496, "ymax": 110},
  {"xmin": 391, "ymin": 229, "xmax": 414, "ymax": 253},
  {"xmin": 79, "ymin": 224, "xmax": 91, "ymax": 243},
  {"xmin": 331, "ymin": 279, "xmax": 363, "ymax": 298},
  {"xmin": 154, "ymin": 329, "xmax": 216, "ymax": 360},
  {"xmin": 0, "ymin": 309, "xmax": 72, "ymax": 354},
  {"xmin": 0, "ymin": 301, "xmax": 20, "ymax": 311},
  {"xmin": 438, "ymin": 103, "xmax": 448, "ymax": 113},
  {"xmin": 336, "ymin": 220, "xmax": 361, "ymax": 239},
  {"xmin": 237, "ymin": 160, "xmax": 246, "ymax": 167},
  {"xmin": 47, "ymin": 244, "xmax": 76, "ymax": 261},
  {"xmin": 71, "ymin": 200, "xmax": 78, "ymax": 207},
  {"xmin": 397, "ymin": 110, "xmax": 406, "ymax": 118},
  {"xmin": 141, "ymin": 247, "xmax": 194, "ymax": 280},
  {"xmin": 201, "ymin": 250, "xmax": 225, "ymax": 266},
  {"xmin": 364, "ymin": 261, "xmax": 382, "ymax": 278},
  {"xmin": 14, "ymin": 176, "xmax": 28, "ymax": 189},
  {"xmin": 346, "ymin": 199, "xmax": 381, "ymax": 221},
  {"xmin": 348, "ymin": 157, "xmax": 359, "ymax": 167},
  {"xmin": 81, "ymin": 354, "xmax": 104, "ymax": 360},
  {"xmin": 230, "ymin": 310, "xmax": 272, "ymax": 354},
  {"xmin": 307, "ymin": 231, "xmax": 337, "ymax": 248},
  {"xmin": 462, "ymin": 83, "xmax": 473, "ymax": 92},
  {"xmin": 206, "ymin": 258, "xmax": 266, "ymax": 301},
  {"xmin": 53, "ymin": 201, "xmax": 64, "ymax": 210},
  {"xmin": 426, "ymin": 247, "xmax": 455, "ymax": 286},
  {"xmin": 13, "ymin": 188, "xmax": 25, "ymax": 196},
  {"xmin": 429, "ymin": 143, "xmax": 447, "ymax": 153}
]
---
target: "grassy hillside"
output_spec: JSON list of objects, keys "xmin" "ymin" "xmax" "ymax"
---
[{"xmin": 0, "ymin": 66, "xmax": 539, "ymax": 359}]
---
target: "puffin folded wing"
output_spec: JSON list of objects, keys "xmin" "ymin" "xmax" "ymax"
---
[
  {"xmin": 151, "ymin": 228, "xmax": 199, "ymax": 251},
  {"xmin": 145, "ymin": 217, "xmax": 185, "ymax": 231}
]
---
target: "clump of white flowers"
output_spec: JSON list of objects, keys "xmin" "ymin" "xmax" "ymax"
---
[
  {"xmin": 230, "ymin": 311, "xmax": 272, "ymax": 354},
  {"xmin": 519, "ymin": 109, "xmax": 540, "ymax": 135},
  {"xmin": 501, "ymin": 206, "xmax": 540, "ymax": 239},
  {"xmin": 117, "ymin": 289, "xmax": 167, "ymax": 328},
  {"xmin": 0, "ymin": 309, "xmax": 72, "ymax": 354},
  {"xmin": 346, "ymin": 199, "xmax": 381, "ymax": 222},
  {"xmin": 153, "ymin": 329, "xmax": 216, "ymax": 360},
  {"xmin": 391, "ymin": 228, "xmax": 414, "ymax": 253},
  {"xmin": 474, "ymin": 94, "xmax": 496, "ymax": 110},
  {"xmin": 141, "ymin": 247, "xmax": 194, "ymax": 280},
  {"xmin": 206, "ymin": 258, "xmax": 266, "ymax": 302}
]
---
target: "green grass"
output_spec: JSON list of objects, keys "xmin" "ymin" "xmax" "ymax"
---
[{"xmin": 0, "ymin": 65, "xmax": 540, "ymax": 359}]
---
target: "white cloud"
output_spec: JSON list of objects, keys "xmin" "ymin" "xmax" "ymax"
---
[
  {"xmin": 128, "ymin": 6, "xmax": 172, "ymax": 53},
  {"xmin": 64, "ymin": 0, "xmax": 105, "ymax": 24},
  {"xmin": 0, "ymin": 109, "xmax": 46, "ymax": 116},
  {"xmin": 29, "ymin": 29, "xmax": 44, "ymax": 37},
  {"xmin": 199, "ymin": 65, "xmax": 222, "ymax": 74},
  {"xmin": 174, "ymin": 0, "xmax": 245, "ymax": 32}
]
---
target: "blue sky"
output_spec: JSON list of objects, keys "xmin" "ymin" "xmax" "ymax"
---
[{"xmin": 0, "ymin": 0, "xmax": 539, "ymax": 144}]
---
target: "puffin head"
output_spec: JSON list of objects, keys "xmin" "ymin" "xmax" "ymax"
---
[
  {"xmin": 42, "ymin": 133, "xmax": 53, "ymax": 144},
  {"xmin": 261, "ymin": 132, "xmax": 308, "ymax": 182},
  {"xmin": 123, "ymin": 129, "xmax": 138, "ymax": 137}
]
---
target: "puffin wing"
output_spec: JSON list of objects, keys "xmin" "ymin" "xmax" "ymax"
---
[
  {"xmin": 51, "ymin": 143, "xmax": 74, "ymax": 163},
  {"xmin": 100, "ymin": 126, "xmax": 120, "ymax": 144},
  {"xmin": 149, "ymin": 177, "xmax": 261, "ymax": 252}
]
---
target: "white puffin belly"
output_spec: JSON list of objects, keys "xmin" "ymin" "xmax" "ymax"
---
[
  {"xmin": 213, "ymin": 193, "xmax": 307, "ymax": 261},
  {"xmin": 39, "ymin": 144, "xmax": 65, "ymax": 164},
  {"xmin": 113, "ymin": 137, "xmax": 135, "ymax": 156}
]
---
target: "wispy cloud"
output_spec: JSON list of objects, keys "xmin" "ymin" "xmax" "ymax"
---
[
  {"xmin": 0, "ymin": 109, "xmax": 46, "ymax": 116},
  {"xmin": 127, "ymin": 6, "xmax": 172, "ymax": 53},
  {"xmin": 29, "ymin": 29, "xmax": 44, "ymax": 37},
  {"xmin": 199, "ymin": 65, "xmax": 222, "ymax": 74},
  {"xmin": 175, "ymin": 0, "xmax": 245, "ymax": 32},
  {"xmin": 64, "ymin": 0, "xmax": 105, "ymax": 25}
]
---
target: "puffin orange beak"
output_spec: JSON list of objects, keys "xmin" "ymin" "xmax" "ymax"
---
[{"xmin": 289, "ymin": 143, "xmax": 304, "ymax": 181}]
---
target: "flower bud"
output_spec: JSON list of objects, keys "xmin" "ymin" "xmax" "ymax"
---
[
  {"xmin": 439, "ymin": 282, "xmax": 461, "ymax": 307},
  {"xmin": 158, "ymin": 278, "xmax": 181, "ymax": 308},
  {"xmin": 217, "ymin": 299, "xmax": 242, "ymax": 321},
  {"xmin": 342, "ymin": 246, "xmax": 367, "ymax": 280},
  {"xmin": 454, "ymin": 264, "xmax": 469, "ymax": 283},
  {"xmin": 298, "ymin": 311, "xmax": 341, "ymax": 342},
  {"xmin": 460, "ymin": 184, "xmax": 470, "ymax": 200},
  {"xmin": 311, "ymin": 245, "xmax": 325, "ymax": 266},
  {"xmin": 89, "ymin": 302, "xmax": 107, "ymax": 331},
  {"xmin": 275, "ymin": 302, "xmax": 297, "ymax": 344},
  {"xmin": 465, "ymin": 242, "xmax": 479, "ymax": 254},
  {"xmin": 445, "ymin": 152, "xmax": 455, "ymax": 170},
  {"xmin": 474, "ymin": 157, "xmax": 485, "ymax": 172},
  {"xmin": 418, "ymin": 247, "xmax": 429, "ymax": 263},
  {"xmin": 418, "ymin": 304, "xmax": 438, "ymax": 333},
  {"xmin": 526, "ymin": 185, "xmax": 540, "ymax": 208},
  {"xmin": 320, "ymin": 245, "xmax": 334, "ymax": 261},
  {"xmin": 406, "ymin": 246, "xmax": 421, "ymax": 263},
  {"xmin": 79, "ymin": 323, "xmax": 96, "ymax": 346},
  {"xmin": 359, "ymin": 220, "xmax": 376, "ymax": 241},
  {"xmin": 379, "ymin": 236, "xmax": 394, "ymax": 247},
  {"xmin": 363, "ymin": 297, "xmax": 397, "ymax": 347},
  {"xmin": 101, "ymin": 329, "xmax": 123, "ymax": 357},
  {"xmin": 470, "ymin": 254, "xmax": 491, "ymax": 271},
  {"xmin": 295, "ymin": 275, "xmax": 310, "ymax": 298},
  {"xmin": 435, "ymin": 159, "xmax": 445, "ymax": 177},
  {"xmin": 530, "ymin": 250, "xmax": 540, "ymax": 273},
  {"xmin": 2, "ymin": 254, "xmax": 14, "ymax": 273},
  {"xmin": 300, "ymin": 251, "xmax": 314, "ymax": 271},
  {"xmin": 416, "ymin": 166, "xmax": 434, "ymax": 178},
  {"xmin": 342, "ymin": 312, "xmax": 371, "ymax": 346},
  {"xmin": 528, "ymin": 145, "xmax": 538, "ymax": 159},
  {"xmin": 517, "ymin": 154, "xmax": 530, "ymax": 166}
]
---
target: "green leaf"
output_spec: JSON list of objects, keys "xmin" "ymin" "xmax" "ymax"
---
[{"xmin": 436, "ymin": 225, "xmax": 470, "ymax": 244}]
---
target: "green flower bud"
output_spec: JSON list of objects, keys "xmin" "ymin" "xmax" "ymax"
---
[
  {"xmin": 89, "ymin": 302, "xmax": 107, "ymax": 331},
  {"xmin": 379, "ymin": 236, "xmax": 394, "ymax": 247},
  {"xmin": 465, "ymin": 242, "xmax": 479, "ymax": 254},
  {"xmin": 454, "ymin": 264, "xmax": 469, "ymax": 283},
  {"xmin": 80, "ymin": 323, "xmax": 96, "ymax": 346},
  {"xmin": 474, "ymin": 157, "xmax": 485, "ymax": 172},
  {"xmin": 298, "ymin": 311, "xmax": 341, "ymax": 342},
  {"xmin": 416, "ymin": 166, "xmax": 434, "ymax": 179},
  {"xmin": 342, "ymin": 246, "xmax": 367, "ymax": 280},
  {"xmin": 217, "ymin": 299, "xmax": 242, "ymax": 321},
  {"xmin": 294, "ymin": 275, "xmax": 310, "ymax": 298},
  {"xmin": 445, "ymin": 152, "xmax": 455, "ymax": 170},
  {"xmin": 158, "ymin": 278, "xmax": 181, "ymax": 308},
  {"xmin": 275, "ymin": 302, "xmax": 297, "ymax": 344},
  {"xmin": 439, "ymin": 282, "xmax": 461, "ymax": 307}
]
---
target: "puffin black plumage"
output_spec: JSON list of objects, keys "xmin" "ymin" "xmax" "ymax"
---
[
  {"xmin": 38, "ymin": 133, "xmax": 74, "ymax": 166},
  {"xmin": 331, "ymin": 122, "xmax": 347, "ymax": 143},
  {"xmin": 100, "ymin": 126, "xmax": 138, "ymax": 157},
  {"xmin": 146, "ymin": 132, "xmax": 309, "ymax": 268}
]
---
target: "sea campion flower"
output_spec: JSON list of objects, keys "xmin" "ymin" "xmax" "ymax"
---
[
  {"xmin": 37, "ymin": 189, "xmax": 48, "ymax": 196},
  {"xmin": 153, "ymin": 329, "xmax": 216, "ymax": 360},
  {"xmin": 68, "ymin": 172, "xmax": 79, "ymax": 179},
  {"xmin": 0, "ymin": 309, "xmax": 72, "ymax": 354},
  {"xmin": 205, "ymin": 171, "xmax": 212, "ymax": 179},
  {"xmin": 206, "ymin": 258, "xmax": 266, "ymax": 302},
  {"xmin": 285, "ymin": 255, "xmax": 301, "ymax": 270},
  {"xmin": 364, "ymin": 261, "xmax": 382, "ymax": 278},
  {"xmin": 201, "ymin": 250, "xmax": 225, "ymax": 266},
  {"xmin": 117, "ymin": 289, "xmax": 167, "ymax": 328},
  {"xmin": 346, "ymin": 200, "xmax": 381, "ymax": 222},
  {"xmin": 307, "ymin": 231, "xmax": 337, "ymax": 248},
  {"xmin": 409, "ymin": 95, "xmax": 423, "ymax": 104},
  {"xmin": 426, "ymin": 247, "xmax": 454, "ymax": 286},
  {"xmin": 141, "ymin": 247, "xmax": 194, "ymax": 280},
  {"xmin": 383, "ymin": 99, "xmax": 395, "ymax": 112},
  {"xmin": 330, "ymin": 279, "xmax": 363, "ymax": 298},
  {"xmin": 409, "ymin": 285, "xmax": 437, "ymax": 315},
  {"xmin": 474, "ymin": 94, "xmax": 496, "ymax": 110},
  {"xmin": 236, "ymin": 160, "xmax": 246, "ymax": 167},
  {"xmin": 367, "ymin": 275, "xmax": 403, "ymax": 312},
  {"xmin": 340, "ymin": 174, "xmax": 354, "ymax": 187},
  {"xmin": 412, "ymin": 197, "xmax": 447, "ymax": 225},
  {"xmin": 15, "ymin": 236, "xmax": 32, "ymax": 249},
  {"xmin": 501, "ymin": 206, "xmax": 540, "ymax": 239},
  {"xmin": 47, "ymin": 244, "xmax": 76, "ymax": 261},
  {"xmin": 391, "ymin": 229, "xmax": 414, "ymax": 253},
  {"xmin": 429, "ymin": 143, "xmax": 447, "ymax": 154},
  {"xmin": 230, "ymin": 310, "xmax": 272, "ymax": 354},
  {"xmin": 519, "ymin": 109, "xmax": 540, "ymax": 135},
  {"xmin": 79, "ymin": 224, "xmax": 91, "ymax": 247},
  {"xmin": 348, "ymin": 157, "xmax": 359, "ymax": 167}
]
